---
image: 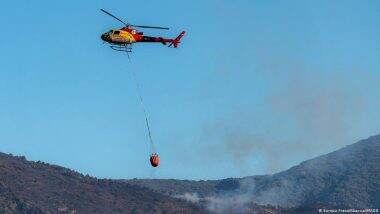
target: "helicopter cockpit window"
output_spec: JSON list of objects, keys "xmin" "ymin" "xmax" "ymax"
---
[{"xmin": 114, "ymin": 31, "xmax": 120, "ymax": 35}]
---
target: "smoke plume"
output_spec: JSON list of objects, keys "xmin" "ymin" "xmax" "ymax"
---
[{"xmin": 199, "ymin": 67, "xmax": 367, "ymax": 175}]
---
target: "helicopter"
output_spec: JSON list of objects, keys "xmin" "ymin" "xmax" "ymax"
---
[{"xmin": 100, "ymin": 9, "xmax": 185, "ymax": 53}]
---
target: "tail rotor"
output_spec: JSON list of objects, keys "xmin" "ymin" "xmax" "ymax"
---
[{"xmin": 169, "ymin": 31, "xmax": 186, "ymax": 48}]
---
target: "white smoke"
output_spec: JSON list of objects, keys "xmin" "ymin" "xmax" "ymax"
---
[{"xmin": 174, "ymin": 192, "xmax": 201, "ymax": 203}]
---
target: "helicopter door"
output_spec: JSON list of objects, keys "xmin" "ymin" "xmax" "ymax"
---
[{"xmin": 113, "ymin": 30, "xmax": 124, "ymax": 42}]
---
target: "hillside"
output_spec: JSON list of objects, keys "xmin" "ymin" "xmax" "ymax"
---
[
  {"xmin": 250, "ymin": 134, "xmax": 380, "ymax": 208},
  {"xmin": 0, "ymin": 135, "xmax": 378, "ymax": 213},
  {"xmin": 126, "ymin": 135, "xmax": 380, "ymax": 211},
  {"xmin": 0, "ymin": 153, "xmax": 204, "ymax": 214}
]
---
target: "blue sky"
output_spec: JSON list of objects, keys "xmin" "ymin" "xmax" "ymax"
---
[{"xmin": 0, "ymin": 1, "xmax": 379, "ymax": 180}]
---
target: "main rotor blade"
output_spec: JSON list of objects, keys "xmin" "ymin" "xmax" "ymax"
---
[
  {"xmin": 101, "ymin": 9, "xmax": 129, "ymax": 26},
  {"xmin": 131, "ymin": 25, "xmax": 169, "ymax": 30}
]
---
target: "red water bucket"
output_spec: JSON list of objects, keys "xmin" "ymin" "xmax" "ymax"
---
[{"xmin": 150, "ymin": 153, "xmax": 159, "ymax": 167}]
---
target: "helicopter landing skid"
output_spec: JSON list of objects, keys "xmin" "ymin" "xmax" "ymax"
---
[{"xmin": 110, "ymin": 44, "xmax": 132, "ymax": 52}]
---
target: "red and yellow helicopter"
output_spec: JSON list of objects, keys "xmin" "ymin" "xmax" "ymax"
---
[{"xmin": 100, "ymin": 9, "xmax": 185, "ymax": 53}]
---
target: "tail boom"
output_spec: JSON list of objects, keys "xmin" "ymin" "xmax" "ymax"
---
[{"xmin": 139, "ymin": 31, "xmax": 186, "ymax": 48}]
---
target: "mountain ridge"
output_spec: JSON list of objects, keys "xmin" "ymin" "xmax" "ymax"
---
[
  {"xmin": 0, "ymin": 152, "xmax": 205, "ymax": 213},
  {"xmin": 0, "ymin": 134, "xmax": 378, "ymax": 213},
  {"xmin": 126, "ymin": 135, "xmax": 380, "ymax": 212}
]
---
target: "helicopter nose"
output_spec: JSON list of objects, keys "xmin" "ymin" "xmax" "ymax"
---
[
  {"xmin": 101, "ymin": 34, "xmax": 106, "ymax": 41},
  {"xmin": 101, "ymin": 33, "xmax": 110, "ymax": 42}
]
